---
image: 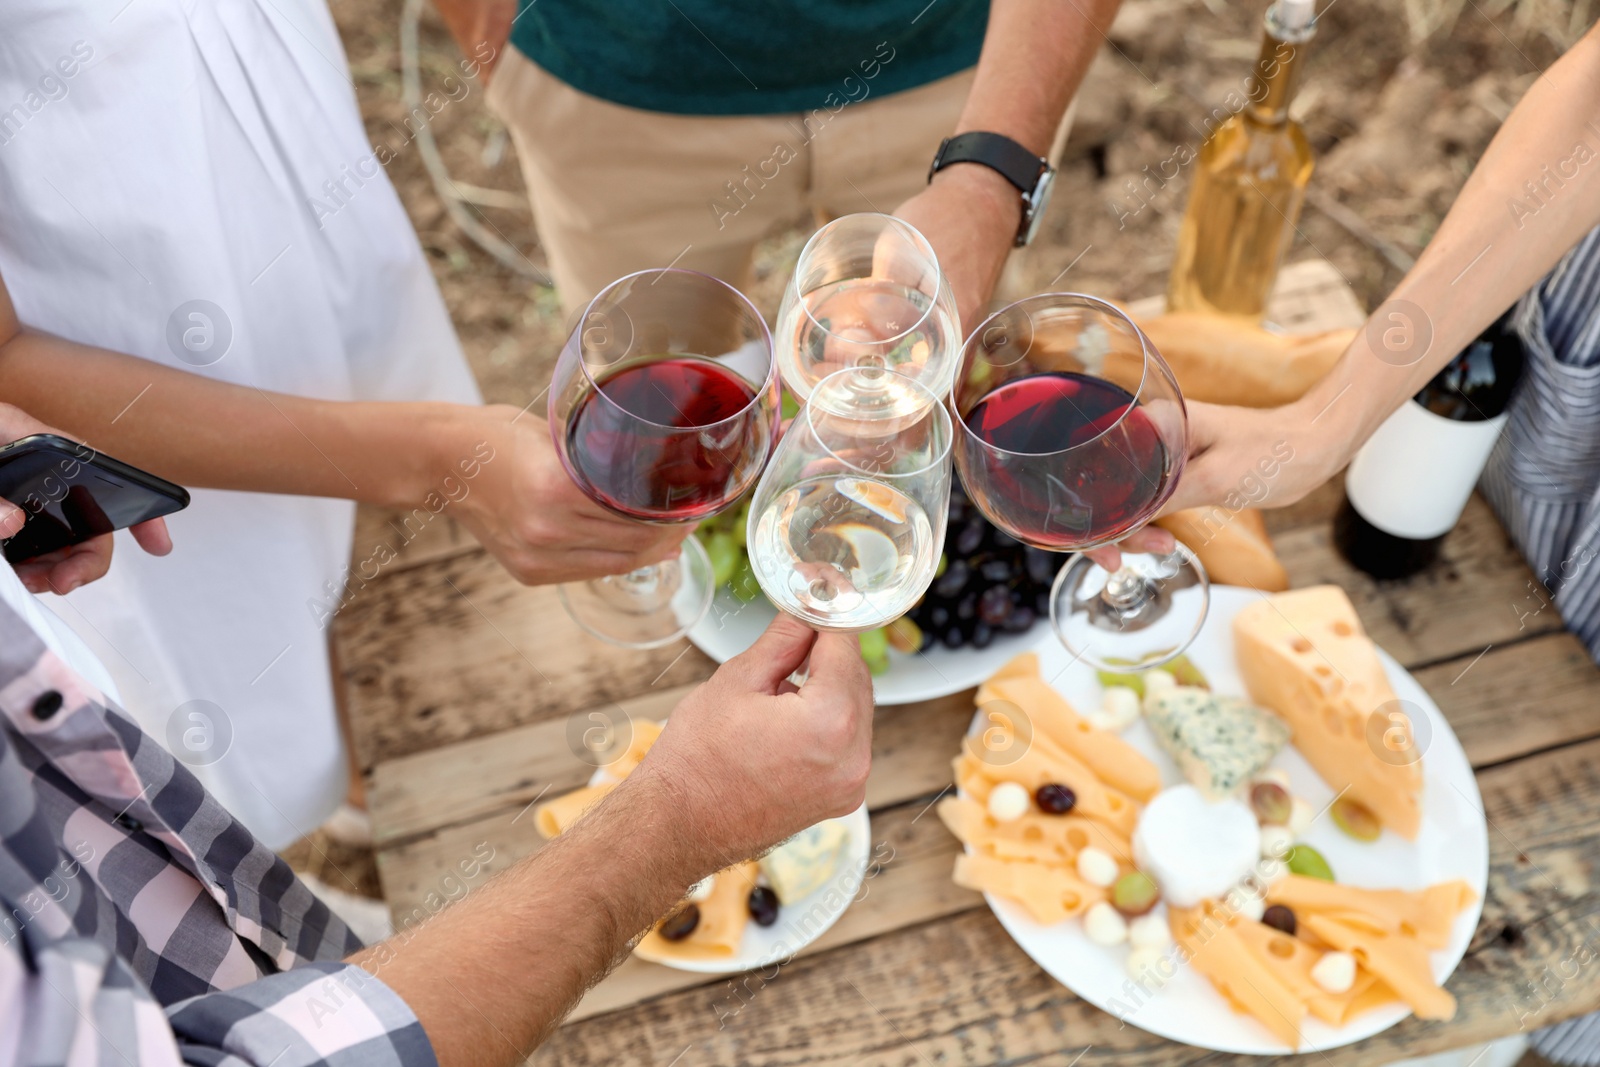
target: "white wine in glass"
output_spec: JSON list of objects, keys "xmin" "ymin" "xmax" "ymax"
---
[
  {"xmin": 748, "ymin": 367, "xmax": 952, "ymax": 633},
  {"xmin": 774, "ymin": 213, "xmax": 961, "ymax": 413}
]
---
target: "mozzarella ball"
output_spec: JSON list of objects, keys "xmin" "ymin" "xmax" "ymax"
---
[
  {"xmin": 1311, "ymin": 951, "xmax": 1357, "ymax": 994},
  {"xmin": 1101, "ymin": 686, "xmax": 1142, "ymax": 730},
  {"xmin": 1288, "ymin": 797, "xmax": 1315, "ymax": 838},
  {"xmin": 1260, "ymin": 823, "xmax": 1296, "ymax": 860},
  {"xmin": 1127, "ymin": 946, "xmax": 1171, "ymax": 985},
  {"xmin": 1076, "ymin": 846, "xmax": 1120, "ymax": 888},
  {"xmin": 1087, "ymin": 709, "xmax": 1118, "ymax": 731},
  {"xmin": 1084, "ymin": 901, "xmax": 1129, "ymax": 945},
  {"xmin": 987, "ymin": 781, "xmax": 1031, "ymax": 823},
  {"xmin": 1128, "ymin": 913, "xmax": 1172, "ymax": 950}
]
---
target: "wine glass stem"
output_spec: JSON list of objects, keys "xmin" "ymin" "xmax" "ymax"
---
[{"xmin": 1102, "ymin": 566, "xmax": 1150, "ymax": 611}]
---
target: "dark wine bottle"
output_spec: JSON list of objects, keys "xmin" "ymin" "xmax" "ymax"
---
[{"xmin": 1333, "ymin": 311, "xmax": 1524, "ymax": 579}]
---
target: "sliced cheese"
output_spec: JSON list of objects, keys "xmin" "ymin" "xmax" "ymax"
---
[
  {"xmin": 952, "ymin": 852, "xmax": 1105, "ymax": 925},
  {"xmin": 1169, "ymin": 904, "xmax": 1309, "ymax": 1048},
  {"xmin": 636, "ymin": 861, "xmax": 759, "ymax": 963},
  {"xmin": 977, "ymin": 654, "xmax": 1163, "ymax": 803},
  {"xmin": 534, "ymin": 782, "xmax": 615, "ymax": 839},
  {"xmin": 1233, "ymin": 586, "xmax": 1423, "ymax": 839},
  {"xmin": 937, "ymin": 795, "xmax": 1135, "ymax": 867}
]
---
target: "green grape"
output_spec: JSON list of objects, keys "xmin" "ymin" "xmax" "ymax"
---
[
  {"xmin": 706, "ymin": 531, "xmax": 740, "ymax": 588},
  {"xmin": 729, "ymin": 559, "xmax": 761, "ymax": 602}
]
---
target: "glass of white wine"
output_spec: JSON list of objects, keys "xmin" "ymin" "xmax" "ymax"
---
[
  {"xmin": 747, "ymin": 366, "xmax": 952, "ymax": 632},
  {"xmin": 774, "ymin": 213, "xmax": 962, "ymax": 411}
]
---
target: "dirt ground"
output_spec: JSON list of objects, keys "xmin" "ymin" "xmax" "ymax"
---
[{"xmin": 326, "ymin": 0, "xmax": 1576, "ymax": 409}]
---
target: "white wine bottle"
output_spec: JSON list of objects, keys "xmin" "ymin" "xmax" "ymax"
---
[
  {"xmin": 1333, "ymin": 313, "xmax": 1525, "ymax": 579},
  {"xmin": 1167, "ymin": 0, "xmax": 1317, "ymax": 321}
]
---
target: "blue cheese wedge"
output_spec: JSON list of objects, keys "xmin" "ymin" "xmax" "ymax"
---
[
  {"xmin": 1145, "ymin": 685, "xmax": 1289, "ymax": 799},
  {"xmin": 759, "ymin": 819, "xmax": 850, "ymax": 905}
]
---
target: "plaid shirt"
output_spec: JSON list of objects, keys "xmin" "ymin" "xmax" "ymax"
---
[{"xmin": 0, "ymin": 585, "xmax": 436, "ymax": 1067}]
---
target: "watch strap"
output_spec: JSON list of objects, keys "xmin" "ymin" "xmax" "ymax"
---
[{"xmin": 928, "ymin": 131, "xmax": 1047, "ymax": 193}]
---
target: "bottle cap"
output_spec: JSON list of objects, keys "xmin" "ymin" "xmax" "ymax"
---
[{"xmin": 1270, "ymin": 0, "xmax": 1316, "ymax": 33}]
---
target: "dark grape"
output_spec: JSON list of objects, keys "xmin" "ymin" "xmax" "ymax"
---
[
  {"xmin": 1261, "ymin": 905, "xmax": 1297, "ymax": 935},
  {"xmin": 955, "ymin": 521, "xmax": 985, "ymax": 556},
  {"xmin": 978, "ymin": 586, "xmax": 1012, "ymax": 626},
  {"xmin": 1035, "ymin": 590, "xmax": 1052, "ymax": 617},
  {"xmin": 1025, "ymin": 548, "xmax": 1056, "ymax": 584},
  {"xmin": 933, "ymin": 559, "xmax": 969, "ymax": 599},
  {"xmin": 979, "ymin": 559, "xmax": 1013, "ymax": 583},
  {"xmin": 1003, "ymin": 605, "xmax": 1036, "ymax": 633},
  {"xmin": 929, "ymin": 604, "xmax": 951, "ymax": 629},
  {"xmin": 991, "ymin": 530, "xmax": 1020, "ymax": 550},
  {"xmin": 956, "ymin": 593, "xmax": 976, "ymax": 621},
  {"xmin": 940, "ymin": 626, "xmax": 964, "ymax": 649},
  {"xmin": 948, "ymin": 499, "xmax": 969, "ymax": 526},
  {"xmin": 971, "ymin": 623, "xmax": 995, "ymax": 649},
  {"xmin": 1034, "ymin": 783, "xmax": 1077, "ymax": 814}
]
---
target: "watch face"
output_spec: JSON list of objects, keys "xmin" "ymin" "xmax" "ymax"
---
[{"xmin": 1021, "ymin": 168, "xmax": 1056, "ymax": 246}]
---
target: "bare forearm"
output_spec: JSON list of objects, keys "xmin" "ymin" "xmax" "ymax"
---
[
  {"xmin": 0, "ymin": 330, "xmax": 451, "ymax": 508},
  {"xmin": 352, "ymin": 772, "xmax": 705, "ymax": 1067},
  {"xmin": 1298, "ymin": 24, "xmax": 1600, "ymax": 449},
  {"xmin": 955, "ymin": 0, "xmax": 1121, "ymax": 155}
]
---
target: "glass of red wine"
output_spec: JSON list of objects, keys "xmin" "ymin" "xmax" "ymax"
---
[
  {"xmin": 949, "ymin": 293, "xmax": 1209, "ymax": 671},
  {"xmin": 549, "ymin": 269, "xmax": 779, "ymax": 647}
]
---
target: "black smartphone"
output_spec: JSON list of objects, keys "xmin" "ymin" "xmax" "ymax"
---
[{"xmin": 0, "ymin": 434, "xmax": 190, "ymax": 563}]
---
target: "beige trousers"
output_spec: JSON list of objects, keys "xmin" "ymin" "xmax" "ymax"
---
[{"xmin": 486, "ymin": 49, "xmax": 1073, "ymax": 315}]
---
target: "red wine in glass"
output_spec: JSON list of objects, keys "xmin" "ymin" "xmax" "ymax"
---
[
  {"xmin": 960, "ymin": 371, "xmax": 1172, "ymax": 549},
  {"xmin": 566, "ymin": 355, "xmax": 764, "ymax": 522}
]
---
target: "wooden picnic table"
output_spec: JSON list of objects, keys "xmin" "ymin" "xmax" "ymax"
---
[{"xmin": 333, "ymin": 260, "xmax": 1600, "ymax": 1066}]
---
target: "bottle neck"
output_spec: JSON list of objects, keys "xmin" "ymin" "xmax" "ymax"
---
[{"xmin": 1245, "ymin": 14, "xmax": 1313, "ymax": 126}]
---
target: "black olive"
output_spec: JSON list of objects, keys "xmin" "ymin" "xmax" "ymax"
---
[
  {"xmin": 747, "ymin": 886, "xmax": 780, "ymax": 927},
  {"xmin": 1034, "ymin": 783, "xmax": 1077, "ymax": 814},
  {"xmin": 659, "ymin": 905, "xmax": 700, "ymax": 941},
  {"xmin": 1261, "ymin": 904, "xmax": 1297, "ymax": 936}
]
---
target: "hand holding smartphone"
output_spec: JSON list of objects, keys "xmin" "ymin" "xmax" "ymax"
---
[{"xmin": 0, "ymin": 406, "xmax": 184, "ymax": 593}]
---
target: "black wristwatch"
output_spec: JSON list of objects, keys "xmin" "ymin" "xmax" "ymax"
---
[{"xmin": 928, "ymin": 131, "xmax": 1055, "ymax": 247}]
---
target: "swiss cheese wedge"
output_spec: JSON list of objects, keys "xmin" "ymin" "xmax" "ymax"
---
[{"xmin": 1233, "ymin": 586, "xmax": 1423, "ymax": 839}]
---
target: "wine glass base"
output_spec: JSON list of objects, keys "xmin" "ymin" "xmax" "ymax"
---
[
  {"xmin": 1049, "ymin": 543, "xmax": 1210, "ymax": 672},
  {"xmin": 557, "ymin": 535, "xmax": 714, "ymax": 650}
]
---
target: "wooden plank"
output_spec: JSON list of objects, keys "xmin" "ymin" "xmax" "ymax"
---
[
  {"xmin": 351, "ymin": 503, "xmax": 482, "ymax": 577},
  {"xmin": 373, "ymin": 630, "xmax": 1600, "ymax": 1029},
  {"xmin": 330, "ymin": 549, "xmax": 719, "ymax": 772},
  {"xmin": 530, "ymin": 735, "xmax": 1600, "ymax": 1066}
]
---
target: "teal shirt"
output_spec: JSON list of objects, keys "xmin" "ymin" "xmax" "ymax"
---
[{"xmin": 508, "ymin": 0, "xmax": 989, "ymax": 116}]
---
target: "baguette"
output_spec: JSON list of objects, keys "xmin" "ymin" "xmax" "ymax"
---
[
  {"xmin": 1156, "ymin": 506, "xmax": 1290, "ymax": 591},
  {"xmin": 1132, "ymin": 312, "xmax": 1355, "ymax": 408}
]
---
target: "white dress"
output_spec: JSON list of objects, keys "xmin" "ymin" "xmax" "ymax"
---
[{"xmin": 0, "ymin": 0, "xmax": 481, "ymax": 847}]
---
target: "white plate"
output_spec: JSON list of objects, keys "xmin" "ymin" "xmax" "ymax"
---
[
  {"xmin": 965, "ymin": 585, "xmax": 1490, "ymax": 1055},
  {"xmin": 591, "ymin": 754, "xmax": 871, "ymax": 974},
  {"xmin": 689, "ymin": 585, "xmax": 1032, "ymax": 705}
]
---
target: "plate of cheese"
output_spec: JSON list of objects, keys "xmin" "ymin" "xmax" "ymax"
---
[
  {"xmin": 940, "ymin": 584, "xmax": 1488, "ymax": 1054},
  {"xmin": 533, "ymin": 721, "xmax": 872, "ymax": 974}
]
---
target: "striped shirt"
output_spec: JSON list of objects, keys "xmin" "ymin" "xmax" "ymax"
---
[
  {"xmin": 1481, "ymin": 223, "xmax": 1600, "ymax": 1066},
  {"xmin": 0, "ymin": 568, "xmax": 436, "ymax": 1066}
]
